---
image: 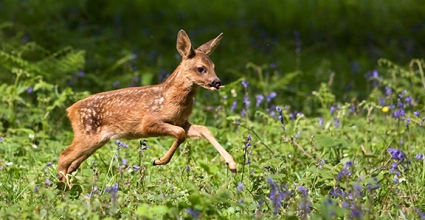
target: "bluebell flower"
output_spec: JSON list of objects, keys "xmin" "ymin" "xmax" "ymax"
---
[
  {"xmin": 336, "ymin": 161, "xmax": 353, "ymax": 181},
  {"xmin": 385, "ymin": 86, "xmax": 392, "ymax": 96},
  {"xmin": 267, "ymin": 177, "xmax": 291, "ymax": 215},
  {"xmin": 111, "ymin": 183, "xmax": 118, "ymax": 199},
  {"xmin": 350, "ymin": 205, "xmax": 363, "ymax": 219},
  {"xmin": 405, "ymin": 96, "xmax": 413, "ymax": 105},
  {"xmin": 378, "ymin": 97, "xmax": 386, "ymax": 106},
  {"xmin": 122, "ymin": 158, "xmax": 127, "ymax": 166},
  {"xmin": 230, "ymin": 100, "xmax": 237, "ymax": 112},
  {"xmin": 414, "ymin": 111, "xmax": 420, "ymax": 117},
  {"xmin": 46, "ymin": 162, "xmax": 52, "ymax": 167},
  {"xmin": 237, "ymin": 182, "xmax": 244, "ymax": 192},
  {"xmin": 414, "ymin": 207, "xmax": 425, "ymax": 219},
  {"xmin": 334, "ymin": 118, "xmax": 340, "ymax": 129},
  {"xmin": 415, "ymin": 154, "xmax": 424, "ymax": 160},
  {"xmin": 388, "ymin": 148, "xmax": 406, "ymax": 161},
  {"xmin": 276, "ymin": 106, "xmax": 282, "ymax": 114},
  {"xmin": 241, "ymin": 80, "xmax": 248, "ymax": 89},
  {"xmin": 330, "ymin": 106, "xmax": 336, "ymax": 114},
  {"xmin": 297, "ymin": 186, "xmax": 309, "ymax": 197},
  {"xmin": 329, "ymin": 187, "xmax": 346, "ymax": 198},
  {"xmin": 318, "ymin": 159, "xmax": 326, "ymax": 168},
  {"xmin": 185, "ymin": 166, "xmax": 190, "ymax": 171},
  {"xmin": 266, "ymin": 92, "xmax": 277, "ymax": 103},
  {"xmin": 115, "ymin": 139, "xmax": 128, "ymax": 150},
  {"xmin": 26, "ymin": 87, "xmax": 33, "ymax": 94},
  {"xmin": 243, "ymin": 95, "xmax": 250, "ymax": 108},
  {"xmin": 187, "ymin": 208, "xmax": 200, "ymax": 219},
  {"xmin": 406, "ymin": 117, "xmax": 411, "ymax": 128},
  {"xmin": 132, "ymin": 165, "xmax": 141, "ymax": 171},
  {"xmin": 256, "ymin": 95, "xmax": 264, "ymax": 107},
  {"xmin": 77, "ymin": 71, "xmax": 85, "ymax": 77},
  {"xmin": 372, "ymin": 70, "xmax": 379, "ymax": 78},
  {"xmin": 349, "ymin": 104, "xmax": 355, "ymax": 113}
]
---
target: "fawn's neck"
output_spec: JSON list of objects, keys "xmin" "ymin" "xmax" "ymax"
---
[{"xmin": 162, "ymin": 68, "xmax": 199, "ymax": 102}]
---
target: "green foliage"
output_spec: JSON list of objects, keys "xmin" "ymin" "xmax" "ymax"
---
[{"xmin": 1, "ymin": 0, "xmax": 425, "ymax": 219}]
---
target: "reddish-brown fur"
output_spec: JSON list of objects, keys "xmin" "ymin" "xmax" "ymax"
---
[{"xmin": 58, "ymin": 30, "xmax": 237, "ymax": 182}]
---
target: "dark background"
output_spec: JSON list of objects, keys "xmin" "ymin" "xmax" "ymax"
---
[{"xmin": 1, "ymin": 0, "xmax": 424, "ymax": 113}]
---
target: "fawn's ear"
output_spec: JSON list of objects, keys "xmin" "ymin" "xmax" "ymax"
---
[
  {"xmin": 196, "ymin": 33, "xmax": 223, "ymax": 55},
  {"xmin": 177, "ymin": 30, "xmax": 196, "ymax": 59}
]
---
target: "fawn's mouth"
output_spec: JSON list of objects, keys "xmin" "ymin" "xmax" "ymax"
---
[{"xmin": 208, "ymin": 85, "xmax": 225, "ymax": 91}]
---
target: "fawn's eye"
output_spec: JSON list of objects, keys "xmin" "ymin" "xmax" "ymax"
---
[{"xmin": 197, "ymin": 67, "xmax": 206, "ymax": 73}]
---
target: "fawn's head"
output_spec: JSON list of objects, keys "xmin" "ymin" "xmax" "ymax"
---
[{"xmin": 176, "ymin": 30, "xmax": 224, "ymax": 91}]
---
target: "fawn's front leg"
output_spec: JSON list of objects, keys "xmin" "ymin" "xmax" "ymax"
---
[
  {"xmin": 185, "ymin": 123, "xmax": 237, "ymax": 173},
  {"xmin": 149, "ymin": 122, "xmax": 187, "ymax": 166}
]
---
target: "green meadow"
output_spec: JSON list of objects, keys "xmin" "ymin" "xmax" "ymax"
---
[{"xmin": 1, "ymin": 0, "xmax": 425, "ymax": 219}]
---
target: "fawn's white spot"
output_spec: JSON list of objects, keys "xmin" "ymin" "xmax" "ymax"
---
[{"xmin": 151, "ymin": 97, "xmax": 164, "ymax": 111}]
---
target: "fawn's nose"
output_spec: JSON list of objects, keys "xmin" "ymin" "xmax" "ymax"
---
[{"xmin": 209, "ymin": 79, "xmax": 222, "ymax": 89}]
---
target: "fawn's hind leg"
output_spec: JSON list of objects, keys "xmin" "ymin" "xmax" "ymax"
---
[{"xmin": 58, "ymin": 135, "xmax": 108, "ymax": 182}]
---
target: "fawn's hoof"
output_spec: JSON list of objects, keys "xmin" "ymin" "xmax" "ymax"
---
[
  {"xmin": 152, "ymin": 158, "xmax": 161, "ymax": 166},
  {"xmin": 227, "ymin": 162, "xmax": 237, "ymax": 174}
]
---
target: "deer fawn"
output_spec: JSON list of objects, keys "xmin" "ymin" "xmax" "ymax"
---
[{"xmin": 57, "ymin": 30, "xmax": 237, "ymax": 182}]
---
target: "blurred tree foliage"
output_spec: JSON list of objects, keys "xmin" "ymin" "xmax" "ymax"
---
[{"xmin": 0, "ymin": 0, "xmax": 424, "ymax": 106}]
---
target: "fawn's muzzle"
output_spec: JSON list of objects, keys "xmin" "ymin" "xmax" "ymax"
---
[{"xmin": 209, "ymin": 79, "xmax": 223, "ymax": 90}]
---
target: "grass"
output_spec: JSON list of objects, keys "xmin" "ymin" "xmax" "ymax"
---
[
  {"xmin": 1, "ymin": 63, "xmax": 425, "ymax": 219},
  {"xmin": 1, "ymin": 0, "xmax": 425, "ymax": 219}
]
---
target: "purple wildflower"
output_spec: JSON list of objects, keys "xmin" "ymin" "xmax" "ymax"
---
[
  {"xmin": 26, "ymin": 87, "xmax": 33, "ymax": 94},
  {"xmin": 122, "ymin": 158, "xmax": 127, "ymax": 166},
  {"xmin": 319, "ymin": 117, "xmax": 324, "ymax": 127},
  {"xmin": 46, "ymin": 162, "xmax": 52, "ymax": 167},
  {"xmin": 276, "ymin": 106, "xmax": 282, "ymax": 114},
  {"xmin": 0, "ymin": 137, "xmax": 3, "ymax": 143},
  {"xmin": 388, "ymin": 148, "xmax": 406, "ymax": 161},
  {"xmin": 414, "ymin": 111, "xmax": 420, "ymax": 117},
  {"xmin": 350, "ymin": 205, "xmax": 363, "ymax": 219},
  {"xmin": 230, "ymin": 100, "xmax": 237, "ymax": 112},
  {"xmin": 329, "ymin": 187, "xmax": 346, "ymax": 198},
  {"xmin": 336, "ymin": 161, "xmax": 353, "ymax": 181},
  {"xmin": 267, "ymin": 177, "xmax": 291, "ymax": 215},
  {"xmin": 385, "ymin": 86, "xmax": 392, "ymax": 96},
  {"xmin": 334, "ymin": 118, "xmax": 340, "ymax": 129},
  {"xmin": 237, "ymin": 182, "xmax": 244, "ymax": 192},
  {"xmin": 187, "ymin": 208, "xmax": 200, "ymax": 219},
  {"xmin": 297, "ymin": 186, "xmax": 309, "ymax": 197},
  {"xmin": 349, "ymin": 104, "xmax": 355, "ymax": 113},
  {"xmin": 132, "ymin": 165, "xmax": 141, "ymax": 171},
  {"xmin": 241, "ymin": 80, "xmax": 248, "ymax": 89},
  {"xmin": 243, "ymin": 95, "xmax": 250, "ymax": 107},
  {"xmin": 318, "ymin": 159, "xmax": 326, "ymax": 168},
  {"xmin": 406, "ymin": 117, "xmax": 411, "ymax": 128},
  {"xmin": 378, "ymin": 97, "xmax": 386, "ymax": 106},
  {"xmin": 415, "ymin": 154, "xmax": 424, "ymax": 160},
  {"xmin": 185, "ymin": 165, "xmax": 190, "ymax": 171},
  {"xmin": 405, "ymin": 96, "xmax": 413, "ymax": 105},
  {"xmin": 330, "ymin": 106, "xmax": 336, "ymax": 114},
  {"xmin": 77, "ymin": 71, "xmax": 85, "ymax": 77},
  {"xmin": 111, "ymin": 183, "xmax": 118, "ymax": 199},
  {"xmin": 115, "ymin": 139, "xmax": 128, "ymax": 150},
  {"xmin": 267, "ymin": 92, "xmax": 277, "ymax": 103},
  {"xmin": 256, "ymin": 95, "xmax": 264, "ymax": 107},
  {"xmin": 415, "ymin": 207, "xmax": 425, "ymax": 219}
]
